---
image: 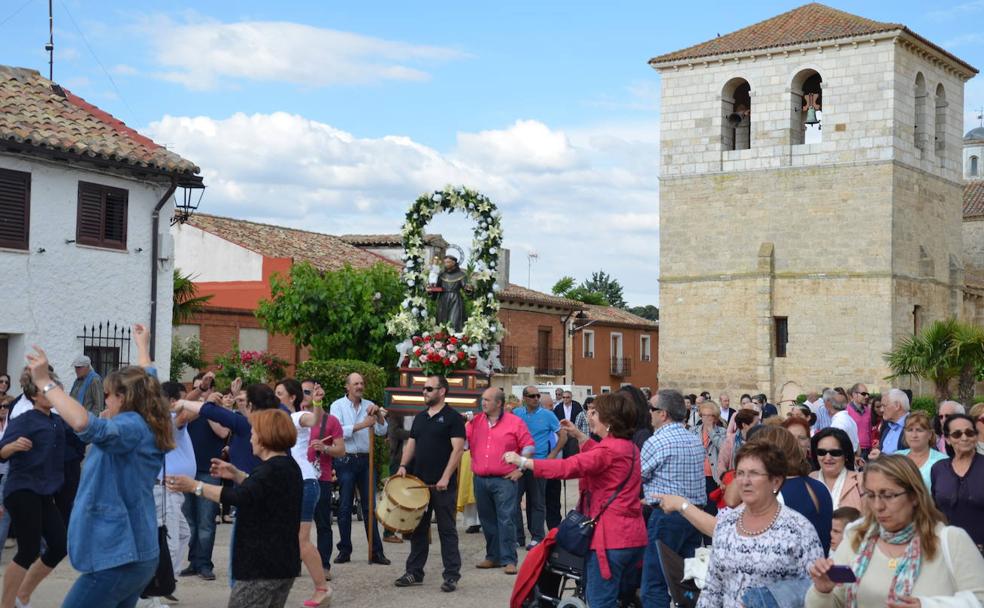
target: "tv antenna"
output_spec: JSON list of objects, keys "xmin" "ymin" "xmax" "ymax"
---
[
  {"xmin": 527, "ymin": 250, "xmax": 539, "ymax": 289},
  {"xmin": 978, "ymin": 105, "xmax": 983, "ymax": 128},
  {"xmin": 45, "ymin": 0, "xmax": 53, "ymax": 80}
]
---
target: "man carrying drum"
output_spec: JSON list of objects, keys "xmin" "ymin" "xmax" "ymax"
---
[
  {"xmin": 393, "ymin": 375, "xmax": 466, "ymax": 592},
  {"xmin": 465, "ymin": 387, "xmax": 534, "ymax": 575}
]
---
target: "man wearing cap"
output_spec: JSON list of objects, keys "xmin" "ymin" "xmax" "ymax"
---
[{"xmin": 69, "ymin": 355, "xmax": 103, "ymax": 414}]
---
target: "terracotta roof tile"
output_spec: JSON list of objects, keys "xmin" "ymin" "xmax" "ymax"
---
[
  {"xmin": 186, "ymin": 214, "xmax": 398, "ymax": 271},
  {"xmin": 498, "ymin": 284, "xmax": 580, "ymax": 310},
  {"xmin": 582, "ymin": 304, "xmax": 659, "ymax": 329},
  {"xmin": 649, "ymin": 3, "xmax": 976, "ymax": 74},
  {"xmin": 0, "ymin": 65, "xmax": 199, "ymax": 178},
  {"xmin": 965, "ymin": 181, "xmax": 984, "ymax": 219}
]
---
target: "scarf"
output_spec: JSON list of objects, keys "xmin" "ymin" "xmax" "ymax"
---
[{"xmin": 847, "ymin": 522, "xmax": 922, "ymax": 608}]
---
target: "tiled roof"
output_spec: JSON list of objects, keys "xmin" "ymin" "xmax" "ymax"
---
[
  {"xmin": 186, "ymin": 214, "xmax": 397, "ymax": 271},
  {"xmin": 582, "ymin": 304, "xmax": 659, "ymax": 329},
  {"xmin": 498, "ymin": 284, "xmax": 580, "ymax": 310},
  {"xmin": 339, "ymin": 233, "xmax": 449, "ymax": 248},
  {"xmin": 0, "ymin": 65, "xmax": 200, "ymax": 180},
  {"xmin": 965, "ymin": 181, "xmax": 984, "ymax": 219},
  {"xmin": 649, "ymin": 3, "xmax": 976, "ymax": 74}
]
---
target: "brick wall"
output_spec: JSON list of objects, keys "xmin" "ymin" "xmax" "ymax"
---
[
  {"xmin": 497, "ymin": 305, "xmax": 568, "ymax": 370},
  {"xmin": 573, "ymin": 324, "xmax": 658, "ymax": 394},
  {"xmin": 188, "ymin": 308, "xmax": 303, "ymax": 375}
]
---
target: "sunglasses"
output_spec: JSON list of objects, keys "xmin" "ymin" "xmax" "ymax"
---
[
  {"xmin": 855, "ymin": 391, "xmax": 869, "ymax": 397},
  {"xmin": 525, "ymin": 393, "xmax": 539, "ymax": 398},
  {"xmin": 650, "ymin": 406, "xmax": 663, "ymax": 412},
  {"xmin": 422, "ymin": 386, "xmax": 438, "ymax": 393},
  {"xmin": 948, "ymin": 429, "xmax": 978, "ymax": 440},
  {"xmin": 303, "ymin": 389, "xmax": 312, "ymax": 395},
  {"xmin": 815, "ymin": 448, "xmax": 845, "ymax": 458}
]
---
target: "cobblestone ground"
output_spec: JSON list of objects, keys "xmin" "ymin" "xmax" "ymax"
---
[{"xmin": 18, "ymin": 490, "xmax": 582, "ymax": 608}]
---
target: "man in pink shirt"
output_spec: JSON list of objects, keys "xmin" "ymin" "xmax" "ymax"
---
[
  {"xmin": 845, "ymin": 383, "xmax": 873, "ymax": 459},
  {"xmin": 465, "ymin": 387, "xmax": 534, "ymax": 575}
]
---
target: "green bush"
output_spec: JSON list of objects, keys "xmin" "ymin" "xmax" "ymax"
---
[
  {"xmin": 796, "ymin": 394, "xmax": 807, "ymax": 404},
  {"xmin": 296, "ymin": 359, "xmax": 387, "ymax": 405},
  {"xmin": 296, "ymin": 359, "xmax": 390, "ymax": 488},
  {"xmin": 910, "ymin": 396, "xmax": 937, "ymax": 415},
  {"xmin": 170, "ymin": 335, "xmax": 205, "ymax": 382}
]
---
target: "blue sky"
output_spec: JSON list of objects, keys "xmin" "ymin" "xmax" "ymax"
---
[{"xmin": 3, "ymin": 0, "xmax": 984, "ymax": 306}]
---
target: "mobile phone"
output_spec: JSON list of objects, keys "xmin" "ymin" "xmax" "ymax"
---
[{"xmin": 827, "ymin": 565, "xmax": 857, "ymax": 583}]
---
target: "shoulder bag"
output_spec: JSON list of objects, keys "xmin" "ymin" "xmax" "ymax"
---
[
  {"xmin": 142, "ymin": 458, "xmax": 176, "ymax": 597},
  {"xmin": 555, "ymin": 453, "xmax": 636, "ymax": 557}
]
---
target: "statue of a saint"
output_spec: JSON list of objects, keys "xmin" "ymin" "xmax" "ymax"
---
[{"xmin": 435, "ymin": 255, "xmax": 469, "ymax": 332}]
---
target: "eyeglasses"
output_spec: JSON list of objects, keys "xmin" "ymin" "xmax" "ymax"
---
[
  {"xmin": 734, "ymin": 470, "xmax": 769, "ymax": 480},
  {"xmin": 860, "ymin": 490, "xmax": 908, "ymax": 504},
  {"xmin": 947, "ymin": 429, "xmax": 978, "ymax": 440},
  {"xmin": 525, "ymin": 393, "xmax": 539, "ymax": 398},
  {"xmin": 815, "ymin": 448, "xmax": 845, "ymax": 458}
]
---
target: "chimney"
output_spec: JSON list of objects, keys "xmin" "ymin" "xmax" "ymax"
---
[{"xmin": 496, "ymin": 248, "xmax": 511, "ymax": 288}]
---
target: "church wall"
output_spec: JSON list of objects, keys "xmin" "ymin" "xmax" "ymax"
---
[{"xmin": 963, "ymin": 219, "xmax": 984, "ymax": 270}]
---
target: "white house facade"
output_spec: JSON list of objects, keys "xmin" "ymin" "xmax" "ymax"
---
[{"xmin": 0, "ymin": 65, "xmax": 202, "ymax": 391}]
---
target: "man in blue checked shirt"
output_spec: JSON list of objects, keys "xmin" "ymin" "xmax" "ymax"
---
[{"xmin": 640, "ymin": 389, "xmax": 706, "ymax": 608}]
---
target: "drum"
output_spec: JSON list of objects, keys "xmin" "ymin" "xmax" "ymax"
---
[{"xmin": 377, "ymin": 474, "xmax": 431, "ymax": 534}]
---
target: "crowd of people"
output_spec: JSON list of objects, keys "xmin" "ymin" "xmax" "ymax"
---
[{"xmin": 2, "ymin": 337, "xmax": 984, "ymax": 607}]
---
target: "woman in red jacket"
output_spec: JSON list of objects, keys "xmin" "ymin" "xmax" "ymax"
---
[{"xmin": 504, "ymin": 392, "xmax": 646, "ymax": 608}]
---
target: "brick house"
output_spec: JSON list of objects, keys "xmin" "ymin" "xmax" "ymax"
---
[{"xmin": 571, "ymin": 305, "xmax": 659, "ymax": 394}]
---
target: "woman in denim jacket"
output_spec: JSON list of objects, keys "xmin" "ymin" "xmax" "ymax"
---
[{"xmin": 25, "ymin": 324, "xmax": 175, "ymax": 608}]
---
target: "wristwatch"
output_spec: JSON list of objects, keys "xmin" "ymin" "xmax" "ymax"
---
[
  {"xmin": 41, "ymin": 382, "xmax": 58, "ymax": 395},
  {"xmin": 194, "ymin": 482, "xmax": 204, "ymax": 497},
  {"xmin": 681, "ymin": 501, "xmax": 690, "ymax": 512}
]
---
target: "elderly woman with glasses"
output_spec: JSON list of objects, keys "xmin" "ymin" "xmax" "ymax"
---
[
  {"xmin": 693, "ymin": 401, "xmax": 726, "ymax": 506},
  {"xmin": 931, "ymin": 414, "xmax": 984, "ymax": 554},
  {"xmin": 808, "ymin": 455, "xmax": 984, "ymax": 607},
  {"xmin": 695, "ymin": 441, "xmax": 823, "ymax": 608},
  {"xmin": 809, "ymin": 428, "xmax": 863, "ymax": 511}
]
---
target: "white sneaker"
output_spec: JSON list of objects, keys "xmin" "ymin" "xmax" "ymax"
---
[{"xmin": 15, "ymin": 599, "xmax": 32, "ymax": 608}]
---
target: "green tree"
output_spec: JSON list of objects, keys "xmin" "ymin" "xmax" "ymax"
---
[
  {"xmin": 884, "ymin": 318, "xmax": 984, "ymax": 404},
  {"xmin": 627, "ymin": 304, "xmax": 659, "ymax": 321},
  {"xmin": 582, "ymin": 271, "xmax": 627, "ymax": 309},
  {"xmin": 256, "ymin": 262, "xmax": 403, "ymax": 369},
  {"xmin": 173, "ymin": 268, "xmax": 213, "ymax": 324},
  {"xmin": 550, "ymin": 274, "xmax": 610, "ymax": 306},
  {"xmin": 169, "ymin": 335, "xmax": 205, "ymax": 382}
]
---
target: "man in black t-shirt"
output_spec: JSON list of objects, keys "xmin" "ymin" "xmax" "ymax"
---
[{"xmin": 393, "ymin": 375, "xmax": 466, "ymax": 592}]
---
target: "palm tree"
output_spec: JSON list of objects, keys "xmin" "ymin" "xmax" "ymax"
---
[
  {"xmin": 173, "ymin": 268, "xmax": 212, "ymax": 325},
  {"xmin": 884, "ymin": 318, "xmax": 984, "ymax": 404}
]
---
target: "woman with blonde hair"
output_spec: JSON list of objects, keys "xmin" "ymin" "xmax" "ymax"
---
[
  {"xmin": 25, "ymin": 326, "xmax": 177, "ymax": 608},
  {"xmin": 896, "ymin": 411, "xmax": 948, "ymax": 491},
  {"xmin": 808, "ymin": 454, "xmax": 984, "ymax": 606},
  {"xmin": 969, "ymin": 402, "xmax": 984, "ymax": 456}
]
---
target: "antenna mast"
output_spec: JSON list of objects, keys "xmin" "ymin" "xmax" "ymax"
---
[{"xmin": 45, "ymin": 0, "xmax": 54, "ymax": 80}]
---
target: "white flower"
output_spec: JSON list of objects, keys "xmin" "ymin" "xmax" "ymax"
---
[
  {"xmin": 449, "ymin": 354, "xmax": 459, "ymax": 363},
  {"xmin": 407, "ymin": 279, "xmax": 415, "ymax": 286},
  {"xmin": 439, "ymin": 349, "xmax": 448, "ymax": 357},
  {"xmin": 434, "ymin": 341, "xmax": 444, "ymax": 349},
  {"xmin": 448, "ymin": 343, "xmax": 457, "ymax": 351},
  {"xmin": 432, "ymin": 193, "xmax": 443, "ymax": 203}
]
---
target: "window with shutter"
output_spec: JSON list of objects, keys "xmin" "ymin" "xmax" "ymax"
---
[
  {"xmin": 77, "ymin": 182, "xmax": 128, "ymax": 249},
  {"xmin": 0, "ymin": 168, "xmax": 30, "ymax": 250}
]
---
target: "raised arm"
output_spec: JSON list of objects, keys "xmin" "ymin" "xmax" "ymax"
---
[
  {"xmin": 25, "ymin": 346, "xmax": 90, "ymax": 433},
  {"xmin": 134, "ymin": 323, "xmax": 153, "ymax": 368}
]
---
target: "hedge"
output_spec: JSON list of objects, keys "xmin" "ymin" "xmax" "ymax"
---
[
  {"xmin": 296, "ymin": 359, "xmax": 390, "ymax": 487},
  {"xmin": 296, "ymin": 359, "xmax": 387, "ymax": 405}
]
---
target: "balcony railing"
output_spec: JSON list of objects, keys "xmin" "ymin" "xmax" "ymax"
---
[
  {"xmin": 535, "ymin": 348, "xmax": 565, "ymax": 376},
  {"xmin": 610, "ymin": 357, "xmax": 632, "ymax": 377},
  {"xmin": 499, "ymin": 345, "xmax": 518, "ymax": 374}
]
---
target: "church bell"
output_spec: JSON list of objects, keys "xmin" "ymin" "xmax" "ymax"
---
[{"xmin": 804, "ymin": 107, "xmax": 820, "ymax": 126}]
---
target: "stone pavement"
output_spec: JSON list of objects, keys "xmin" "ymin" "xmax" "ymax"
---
[{"xmin": 18, "ymin": 514, "xmax": 538, "ymax": 607}]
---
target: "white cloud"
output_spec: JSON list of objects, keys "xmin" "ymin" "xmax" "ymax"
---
[
  {"xmin": 138, "ymin": 17, "xmax": 466, "ymax": 90},
  {"xmin": 112, "ymin": 64, "xmax": 138, "ymax": 76},
  {"xmin": 927, "ymin": 0, "xmax": 984, "ymax": 21},
  {"xmin": 147, "ymin": 113, "xmax": 662, "ymax": 305}
]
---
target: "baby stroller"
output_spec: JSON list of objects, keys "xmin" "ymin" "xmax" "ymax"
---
[{"xmin": 524, "ymin": 543, "xmax": 587, "ymax": 607}]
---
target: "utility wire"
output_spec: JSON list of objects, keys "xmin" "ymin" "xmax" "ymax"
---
[
  {"xmin": 0, "ymin": 0, "xmax": 36, "ymax": 29},
  {"xmin": 56, "ymin": 0, "xmax": 134, "ymax": 117}
]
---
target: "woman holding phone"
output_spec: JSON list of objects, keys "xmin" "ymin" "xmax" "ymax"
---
[{"xmin": 807, "ymin": 455, "xmax": 984, "ymax": 607}]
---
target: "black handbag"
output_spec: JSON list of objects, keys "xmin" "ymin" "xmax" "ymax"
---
[
  {"xmin": 142, "ymin": 460, "xmax": 176, "ymax": 597},
  {"xmin": 554, "ymin": 455, "xmax": 636, "ymax": 557}
]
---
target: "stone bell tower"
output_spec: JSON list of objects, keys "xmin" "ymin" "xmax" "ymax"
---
[{"xmin": 651, "ymin": 3, "xmax": 978, "ymax": 397}]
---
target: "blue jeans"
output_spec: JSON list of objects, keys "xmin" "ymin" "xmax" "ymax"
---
[
  {"xmin": 514, "ymin": 471, "xmax": 546, "ymax": 545},
  {"xmin": 641, "ymin": 508, "xmax": 703, "ymax": 608},
  {"xmin": 62, "ymin": 557, "xmax": 158, "ymax": 608},
  {"xmin": 182, "ymin": 472, "xmax": 219, "ymax": 573},
  {"xmin": 314, "ymin": 480, "xmax": 335, "ymax": 570},
  {"xmin": 586, "ymin": 547, "xmax": 645, "ymax": 608},
  {"xmin": 334, "ymin": 454, "xmax": 384, "ymax": 557},
  {"xmin": 474, "ymin": 475, "xmax": 519, "ymax": 565}
]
